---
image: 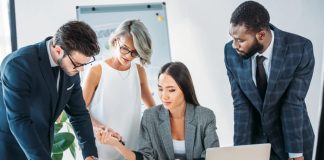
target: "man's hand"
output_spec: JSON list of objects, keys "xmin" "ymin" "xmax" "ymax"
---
[
  {"xmin": 85, "ymin": 156, "xmax": 97, "ymax": 160},
  {"xmin": 288, "ymin": 156, "xmax": 304, "ymax": 160}
]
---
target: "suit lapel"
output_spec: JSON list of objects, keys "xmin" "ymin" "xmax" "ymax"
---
[
  {"xmin": 239, "ymin": 58, "xmax": 263, "ymax": 113},
  {"xmin": 264, "ymin": 26, "xmax": 287, "ymax": 104},
  {"xmin": 185, "ymin": 103, "xmax": 196, "ymax": 160},
  {"xmin": 158, "ymin": 107, "xmax": 174, "ymax": 160},
  {"xmin": 37, "ymin": 37, "xmax": 58, "ymax": 114}
]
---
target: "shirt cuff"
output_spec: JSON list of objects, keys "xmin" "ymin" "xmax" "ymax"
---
[
  {"xmin": 288, "ymin": 153, "xmax": 303, "ymax": 158},
  {"xmin": 133, "ymin": 151, "xmax": 144, "ymax": 160}
]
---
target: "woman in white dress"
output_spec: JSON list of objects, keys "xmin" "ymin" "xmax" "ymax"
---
[{"xmin": 82, "ymin": 19, "xmax": 155, "ymax": 160}]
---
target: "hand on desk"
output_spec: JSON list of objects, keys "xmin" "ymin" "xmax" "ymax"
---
[
  {"xmin": 288, "ymin": 156, "xmax": 304, "ymax": 160},
  {"xmin": 85, "ymin": 156, "xmax": 98, "ymax": 160}
]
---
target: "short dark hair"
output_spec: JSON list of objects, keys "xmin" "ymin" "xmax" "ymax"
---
[
  {"xmin": 158, "ymin": 62, "xmax": 200, "ymax": 106},
  {"xmin": 230, "ymin": 1, "xmax": 270, "ymax": 32},
  {"xmin": 53, "ymin": 21, "xmax": 100, "ymax": 57}
]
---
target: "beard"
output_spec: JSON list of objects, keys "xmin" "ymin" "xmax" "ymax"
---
[
  {"xmin": 240, "ymin": 39, "xmax": 263, "ymax": 59},
  {"xmin": 57, "ymin": 55, "xmax": 77, "ymax": 76}
]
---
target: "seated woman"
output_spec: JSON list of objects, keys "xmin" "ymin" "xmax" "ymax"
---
[{"xmin": 96, "ymin": 61, "xmax": 220, "ymax": 160}]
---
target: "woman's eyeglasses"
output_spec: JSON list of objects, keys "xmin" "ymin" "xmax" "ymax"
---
[{"xmin": 117, "ymin": 40, "xmax": 139, "ymax": 58}]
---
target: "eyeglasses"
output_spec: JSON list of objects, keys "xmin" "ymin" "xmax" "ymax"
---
[
  {"xmin": 117, "ymin": 40, "xmax": 139, "ymax": 58},
  {"xmin": 64, "ymin": 51, "xmax": 96, "ymax": 69}
]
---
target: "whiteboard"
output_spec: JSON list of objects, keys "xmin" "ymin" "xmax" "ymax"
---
[{"xmin": 76, "ymin": 2, "xmax": 171, "ymax": 105}]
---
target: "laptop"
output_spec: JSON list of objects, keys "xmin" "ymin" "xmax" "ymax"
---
[{"xmin": 206, "ymin": 143, "xmax": 271, "ymax": 160}]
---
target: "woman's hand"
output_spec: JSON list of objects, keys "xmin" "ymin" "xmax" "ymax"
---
[
  {"xmin": 103, "ymin": 131, "xmax": 120, "ymax": 146},
  {"xmin": 95, "ymin": 127, "xmax": 123, "ymax": 146}
]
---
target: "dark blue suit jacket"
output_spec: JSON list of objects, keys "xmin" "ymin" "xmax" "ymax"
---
[
  {"xmin": 224, "ymin": 25, "xmax": 315, "ymax": 160},
  {"xmin": 0, "ymin": 37, "xmax": 97, "ymax": 160}
]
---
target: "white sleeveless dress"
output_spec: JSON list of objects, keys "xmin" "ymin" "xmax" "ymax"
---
[{"xmin": 89, "ymin": 62, "xmax": 141, "ymax": 160}]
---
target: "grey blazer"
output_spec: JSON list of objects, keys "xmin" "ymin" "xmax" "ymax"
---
[{"xmin": 138, "ymin": 103, "xmax": 219, "ymax": 160}]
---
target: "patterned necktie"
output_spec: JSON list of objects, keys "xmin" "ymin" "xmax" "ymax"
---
[{"xmin": 256, "ymin": 55, "xmax": 267, "ymax": 100}]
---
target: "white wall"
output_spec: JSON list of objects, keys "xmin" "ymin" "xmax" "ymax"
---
[
  {"xmin": 14, "ymin": 0, "xmax": 324, "ymax": 159},
  {"xmin": 0, "ymin": 0, "xmax": 11, "ymax": 61},
  {"xmin": 165, "ymin": 0, "xmax": 324, "ymax": 149}
]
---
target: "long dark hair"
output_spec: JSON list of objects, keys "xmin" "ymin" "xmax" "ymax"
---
[{"xmin": 158, "ymin": 62, "xmax": 200, "ymax": 106}]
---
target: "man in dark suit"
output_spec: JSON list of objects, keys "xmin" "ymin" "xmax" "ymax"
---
[
  {"xmin": 0, "ymin": 21, "xmax": 100, "ymax": 160},
  {"xmin": 224, "ymin": 1, "xmax": 315, "ymax": 160},
  {"xmin": 315, "ymin": 83, "xmax": 324, "ymax": 160}
]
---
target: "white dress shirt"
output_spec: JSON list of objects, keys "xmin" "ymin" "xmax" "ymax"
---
[{"xmin": 251, "ymin": 30, "xmax": 274, "ymax": 86}]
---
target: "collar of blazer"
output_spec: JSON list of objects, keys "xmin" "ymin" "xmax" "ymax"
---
[
  {"xmin": 265, "ymin": 24, "xmax": 288, "ymax": 103},
  {"xmin": 158, "ymin": 103, "xmax": 195, "ymax": 123},
  {"xmin": 157, "ymin": 103, "xmax": 196, "ymax": 159},
  {"xmin": 237, "ymin": 24, "xmax": 288, "ymax": 111},
  {"xmin": 36, "ymin": 37, "xmax": 78, "ymax": 117},
  {"xmin": 37, "ymin": 37, "xmax": 59, "ymax": 108}
]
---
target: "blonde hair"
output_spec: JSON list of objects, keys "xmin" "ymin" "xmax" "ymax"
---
[{"xmin": 108, "ymin": 19, "xmax": 152, "ymax": 65}]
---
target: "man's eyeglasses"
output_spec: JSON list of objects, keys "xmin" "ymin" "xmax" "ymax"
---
[
  {"xmin": 65, "ymin": 52, "xmax": 96, "ymax": 69},
  {"xmin": 117, "ymin": 40, "xmax": 139, "ymax": 58}
]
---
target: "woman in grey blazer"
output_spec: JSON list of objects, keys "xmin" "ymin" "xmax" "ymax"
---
[{"xmin": 97, "ymin": 62, "xmax": 220, "ymax": 160}]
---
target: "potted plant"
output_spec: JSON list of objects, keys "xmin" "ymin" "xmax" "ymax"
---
[{"xmin": 52, "ymin": 112, "xmax": 77, "ymax": 160}]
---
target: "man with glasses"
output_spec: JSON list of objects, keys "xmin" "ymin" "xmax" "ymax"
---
[
  {"xmin": 0, "ymin": 21, "xmax": 100, "ymax": 160},
  {"xmin": 66, "ymin": 52, "xmax": 96, "ymax": 70}
]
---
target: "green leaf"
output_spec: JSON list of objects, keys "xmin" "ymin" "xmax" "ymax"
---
[
  {"xmin": 54, "ymin": 123, "xmax": 63, "ymax": 134},
  {"xmin": 52, "ymin": 132, "xmax": 75, "ymax": 154},
  {"xmin": 60, "ymin": 111, "xmax": 68, "ymax": 123},
  {"xmin": 51, "ymin": 153, "xmax": 63, "ymax": 160},
  {"xmin": 69, "ymin": 142, "xmax": 76, "ymax": 159}
]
